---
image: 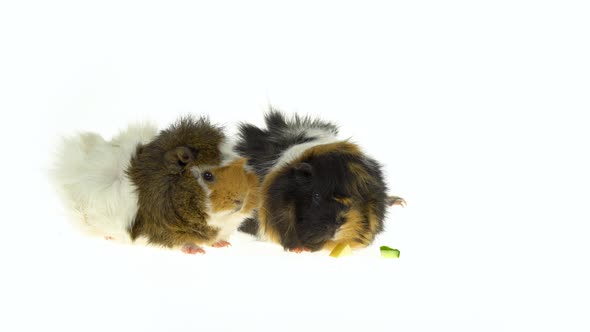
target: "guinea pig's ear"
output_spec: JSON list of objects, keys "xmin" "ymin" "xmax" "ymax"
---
[
  {"xmin": 164, "ymin": 146, "xmax": 197, "ymax": 172},
  {"xmin": 386, "ymin": 196, "xmax": 407, "ymax": 208},
  {"xmin": 293, "ymin": 163, "xmax": 313, "ymax": 185},
  {"xmin": 293, "ymin": 162, "xmax": 313, "ymax": 183},
  {"xmin": 294, "ymin": 162, "xmax": 313, "ymax": 176},
  {"xmin": 134, "ymin": 144, "xmax": 145, "ymax": 156}
]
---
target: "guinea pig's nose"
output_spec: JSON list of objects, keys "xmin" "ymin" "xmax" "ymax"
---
[{"xmin": 232, "ymin": 200, "xmax": 244, "ymax": 213}]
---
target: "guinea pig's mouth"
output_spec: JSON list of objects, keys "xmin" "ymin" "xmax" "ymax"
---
[
  {"xmin": 211, "ymin": 200, "xmax": 243, "ymax": 215},
  {"xmin": 218, "ymin": 207, "xmax": 242, "ymax": 215},
  {"xmin": 216, "ymin": 206, "xmax": 242, "ymax": 215},
  {"xmin": 299, "ymin": 228, "xmax": 340, "ymax": 251},
  {"xmin": 298, "ymin": 237, "xmax": 330, "ymax": 252}
]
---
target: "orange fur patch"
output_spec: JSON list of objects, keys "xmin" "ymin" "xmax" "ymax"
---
[
  {"xmin": 206, "ymin": 158, "xmax": 259, "ymax": 214},
  {"xmin": 367, "ymin": 206, "xmax": 380, "ymax": 238},
  {"xmin": 242, "ymin": 171, "xmax": 260, "ymax": 213},
  {"xmin": 347, "ymin": 162, "xmax": 377, "ymax": 197},
  {"xmin": 259, "ymin": 164, "xmax": 290, "ymax": 242},
  {"xmin": 334, "ymin": 196, "xmax": 353, "ymax": 206},
  {"xmin": 327, "ymin": 204, "xmax": 382, "ymax": 250},
  {"xmin": 298, "ymin": 141, "xmax": 362, "ymax": 160},
  {"xmin": 257, "ymin": 203, "xmax": 294, "ymax": 244},
  {"xmin": 332, "ymin": 208, "xmax": 369, "ymax": 248}
]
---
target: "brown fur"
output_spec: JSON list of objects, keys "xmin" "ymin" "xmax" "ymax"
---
[
  {"xmin": 334, "ymin": 197, "xmax": 353, "ymax": 206},
  {"xmin": 256, "ymin": 157, "xmax": 298, "ymax": 245},
  {"xmin": 207, "ymin": 158, "xmax": 259, "ymax": 215},
  {"xmin": 298, "ymin": 141, "xmax": 362, "ymax": 160},
  {"xmin": 347, "ymin": 162, "xmax": 377, "ymax": 197},
  {"xmin": 328, "ymin": 201, "xmax": 394, "ymax": 250},
  {"xmin": 334, "ymin": 208, "xmax": 370, "ymax": 248},
  {"xmin": 258, "ymin": 203, "xmax": 295, "ymax": 245},
  {"xmin": 126, "ymin": 116, "xmax": 226, "ymax": 248}
]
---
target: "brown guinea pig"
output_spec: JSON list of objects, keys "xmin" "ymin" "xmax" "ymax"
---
[
  {"xmin": 192, "ymin": 158, "xmax": 259, "ymax": 251},
  {"xmin": 127, "ymin": 116, "xmax": 239, "ymax": 254}
]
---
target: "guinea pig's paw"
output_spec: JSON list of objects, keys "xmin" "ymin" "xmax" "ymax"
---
[
  {"xmin": 211, "ymin": 240, "xmax": 231, "ymax": 248},
  {"xmin": 290, "ymin": 247, "xmax": 311, "ymax": 254},
  {"xmin": 181, "ymin": 244, "xmax": 206, "ymax": 255},
  {"xmin": 386, "ymin": 196, "xmax": 407, "ymax": 208},
  {"xmin": 104, "ymin": 236, "xmax": 115, "ymax": 241}
]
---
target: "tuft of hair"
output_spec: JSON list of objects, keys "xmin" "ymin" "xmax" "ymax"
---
[
  {"xmin": 235, "ymin": 107, "xmax": 339, "ymax": 176},
  {"xmin": 264, "ymin": 107, "xmax": 339, "ymax": 137}
]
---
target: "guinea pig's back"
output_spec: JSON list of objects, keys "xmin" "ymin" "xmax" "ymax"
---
[
  {"xmin": 235, "ymin": 110, "xmax": 339, "ymax": 177},
  {"xmin": 51, "ymin": 124, "xmax": 158, "ymax": 240}
]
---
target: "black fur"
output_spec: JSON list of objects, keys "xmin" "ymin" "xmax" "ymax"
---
[
  {"xmin": 235, "ymin": 108, "xmax": 338, "ymax": 177},
  {"xmin": 238, "ymin": 217, "xmax": 259, "ymax": 236}
]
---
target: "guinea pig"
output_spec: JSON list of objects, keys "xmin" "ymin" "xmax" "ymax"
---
[
  {"xmin": 52, "ymin": 116, "xmax": 241, "ymax": 254},
  {"xmin": 236, "ymin": 109, "xmax": 406, "ymax": 252},
  {"xmin": 195, "ymin": 158, "xmax": 259, "ymax": 249}
]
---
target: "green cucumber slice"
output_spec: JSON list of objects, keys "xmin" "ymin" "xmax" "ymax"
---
[{"xmin": 380, "ymin": 246, "xmax": 400, "ymax": 258}]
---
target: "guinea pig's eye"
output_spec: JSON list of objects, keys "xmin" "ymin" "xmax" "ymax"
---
[
  {"xmin": 312, "ymin": 192, "xmax": 321, "ymax": 204},
  {"xmin": 202, "ymin": 171, "xmax": 214, "ymax": 182}
]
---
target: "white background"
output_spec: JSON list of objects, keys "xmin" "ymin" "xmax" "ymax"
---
[{"xmin": 1, "ymin": 1, "xmax": 588, "ymax": 331}]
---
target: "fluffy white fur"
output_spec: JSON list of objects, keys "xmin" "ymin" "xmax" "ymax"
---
[
  {"xmin": 218, "ymin": 137, "xmax": 241, "ymax": 167},
  {"xmin": 51, "ymin": 123, "xmax": 158, "ymax": 242},
  {"xmin": 208, "ymin": 210, "xmax": 253, "ymax": 243}
]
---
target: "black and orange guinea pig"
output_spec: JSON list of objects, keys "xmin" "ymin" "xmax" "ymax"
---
[
  {"xmin": 236, "ymin": 109, "xmax": 405, "ymax": 252},
  {"xmin": 52, "ymin": 116, "xmax": 255, "ymax": 254}
]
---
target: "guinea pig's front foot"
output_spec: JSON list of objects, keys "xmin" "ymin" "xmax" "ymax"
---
[
  {"xmin": 104, "ymin": 236, "xmax": 114, "ymax": 240},
  {"xmin": 211, "ymin": 240, "xmax": 231, "ymax": 248},
  {"xmin": 290, "ymin": 247, "xmax": 311, "ymax": 254},
  {"xmin": 181, "ymin": 244, "xmax": 206, "ymax": 255},
  {"xmin": 387, "ymin": 196, "xmax": 407, "ymax": 208}
]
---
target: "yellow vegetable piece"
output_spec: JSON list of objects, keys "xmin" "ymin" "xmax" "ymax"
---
[{"xmin": 329, "ymin": 243, "xmax": 352, "ymax": 258}]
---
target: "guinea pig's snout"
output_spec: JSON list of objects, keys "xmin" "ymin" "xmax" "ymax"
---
[
  {"xmin": 300, "ymin": 228, "xmax": 334, "ymax": 249},
  {"xmin": 233, "ymin": 199, "xmax": 244, "ymax": 212}
]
